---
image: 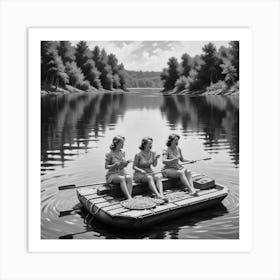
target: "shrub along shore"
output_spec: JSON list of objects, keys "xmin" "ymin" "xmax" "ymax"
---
[
  {"xmin": 162, "ymin": 80, "xmax": 239, "ymax": 96},
  {"xmin": 41, "ymin": 83, "xmax": 127, "ymax": 96}
]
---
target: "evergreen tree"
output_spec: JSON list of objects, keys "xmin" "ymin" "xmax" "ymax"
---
[
  {"xmin": 97, "ymin": 49, "xmax": 113, "ymax": 90},
  {"xmin": 57, "ymin": 41, "xmax": 76, "ymax": 64},
  {"xmin": 41, "ymin": 41, "xmax": 68, "ymax": 89},
  {"xmin": 75, "ymin": 41, "xmax": 92, "ymax": 69},
  {"xmin": 46, "ymin": 52, "xmax": 69, "ymax": 89},
  {"xmin": 118, "ymin": 63, "xmax": 127, "ymax": 90},
  {"xmin": 41, "ymin": 41, "xmax": 59, "ymax": 83},
  {"xmin": 160, "ymin": 57, "xmax": 180, "ymax": 90},
  {"xmin": 83, "ymin": 59, "xmax": 101, "ymax": 89},
  {"xmin": 92, "ymin": 46, "xmax": 101, "ymax": 65},
  {"xmin": 198, "ymin": 43, "xmax": 223, "ymax": 86},
  {"xmin": 180, "ymin": 53, "xmax": 192, "ymax": 78},
  {"xmin": 107, "ymin": 53, "xmax": 119, "ymax": 74},
  {"xmin": 229, "ymin": 41, "xmax": 239, "ymax": 78},
  {"xmin": 65, "ymin": 62, "xmax": 85, "ymax": 87}
]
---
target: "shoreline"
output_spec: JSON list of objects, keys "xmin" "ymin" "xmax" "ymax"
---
[
  {"xmin": 162, "ymin": 84, "xmax": 239, "ymax": 96},
  {"xmin": 41, "ymin": 85, "xmax": 239, "ymax": 97},
  {"xmin": 41, "ymin": 84, "xmax": 127, "ymax": 96}
]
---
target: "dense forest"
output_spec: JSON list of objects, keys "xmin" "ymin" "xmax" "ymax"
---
[
  {"xmin": 41, "ymin": 41, "xmax": 239, "ymax": 94},
  {"xmin": 160, "ymin": 41, "xmax": 239, "ymax": 94},
  {"xmin": 41, "ymin": 41, "xmax": 127, "ymax": 92},
  {"xmin": 125, "ymin": 71, "xmax": 162, "ymax": 88}
]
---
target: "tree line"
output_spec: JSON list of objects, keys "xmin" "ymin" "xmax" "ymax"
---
[
  {"xmin": 160, "ymin": 41, "xmax": 239, "ymax": 92},
  {"xmin": 41, "ymin": 41, "xmax": 127, "ymax": 91},
  {"xmin": 125, "ymin": 71, "xmax": 163, "ymax": 88}
]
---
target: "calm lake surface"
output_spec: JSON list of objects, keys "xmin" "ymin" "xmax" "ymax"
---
[{"xmin": 41, "ymin": 88, "xmax": 239, "ymax": 239}]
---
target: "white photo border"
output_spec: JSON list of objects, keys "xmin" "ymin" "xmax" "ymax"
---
[{"xmin": 28, "ymin": 27, "xmax": 252, "ymax": 253}]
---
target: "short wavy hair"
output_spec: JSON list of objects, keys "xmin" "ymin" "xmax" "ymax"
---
[
  {"xmin": 139, "ymin": 137, "xmax": 153, "ymax": 150},
  {"xmin": 110, "ymin": 135, "xmax": 125, "ymax": 150},
  {"xmin": 166, "ymin": 134, "xmax": 180, "ymax": 147}
]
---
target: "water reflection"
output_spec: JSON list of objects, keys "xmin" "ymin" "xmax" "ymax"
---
[
  {"xmin": 42, "ymin": 93, "xmax": 239, "ymax": 175},
  {"xmin": 58, "ymin": 203, "xmax": 229, "ymax": 239},
  {"xmin": 41, "ymin": 93, "xmax": 127, "ymax": 174},
  {"xmin": 160, "ymin": 95, "xmax": 239, "ymax": 166}
]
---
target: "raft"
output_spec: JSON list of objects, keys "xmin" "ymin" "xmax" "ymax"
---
[{"xmin": 76, "ymin": 172, "xmax": 229, "ymax": 229}]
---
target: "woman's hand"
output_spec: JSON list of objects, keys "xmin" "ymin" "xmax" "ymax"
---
[
  {"xmin": 140, "ymin": 169, "xmax": 147, "ymax": 174},
  {"xmin": 171, "ymin": 156, "xmax": 181, "ymax": 162},
  {"xmin": 113, "ymin": 162, "xmax": 121, "ymax": 167}
]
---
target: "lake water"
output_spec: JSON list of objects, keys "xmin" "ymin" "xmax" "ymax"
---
[{"xmin": 41, "ymin": 88, "xmax": 239, "ymax": 239}]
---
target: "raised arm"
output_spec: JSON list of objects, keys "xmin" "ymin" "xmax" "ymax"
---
[
  {"xmin": 152, "ymin": 152, "xmax": 160, "ymax": 167},
  {"xmin": 105, "ymin": 153, "xmax": 119, "ymax": 170},
  {"xmin": 162, "ymin": 150, "xmax": 180, "ymax": 164}
]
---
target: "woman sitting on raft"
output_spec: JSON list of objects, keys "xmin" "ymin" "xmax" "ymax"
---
[
  {"xmin": 162, "ymin": 134, "xmax": 199, "ymax": 196},
  {"xmin": 133, "ymin": 137, "xmax": 167, "ymax": 201},
  {"xmin": 105, "ymin": 136, "xmax": 133, "ymax": 199}
]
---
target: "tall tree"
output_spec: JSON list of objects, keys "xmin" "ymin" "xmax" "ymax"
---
[
  {"xmin": 97, "ymin": 49, "xmax": 113, "ymax": 90},
  {"xmin": 65, "ymin": 62, "xmax": 85, "ymax": 87},
  {"xmin": 83, "ymin": 59, "xmax": 101, "ymax": 89},
  {"xmin": 92, "ymin": 45, "xmax": 101, "ymax": 65},
  {"xmin": 41, "ymin": 41, "xmax": 59, "ymax": 82},
  {"xmin": 180, "ymin": 53, "xmax": 193, "ymax": 78},
  {"xmin": 46, "ymin": 52, "xmax": 69, "ymax": 89},
  {"xmin": 41, "ymin": 41, "xmax": 68, "ymax": 89},
  {"xmin": 75, "ymin": 41, "xmax": 92, "ymax": 69},
  {"xmin": 160, "ymin": 57, "xmax": 180, "ymax": 90},
  {"xmin": 198, "ymin": 42, "xmax": 223, "ymax": 86},
  {"xmin": 229, "ymin": 41, "xmax": 239, "ymax": 79},
  {"xmin": 107, "ymin": 53, "xmax": 119, "ymax": 74},
  {"xmin": 118, "ymin": 63, "xmax": 127, "ymax": 90},
  {"xmin": 57, "ymin": 41, "xmax": 76, "ymax": 64}
]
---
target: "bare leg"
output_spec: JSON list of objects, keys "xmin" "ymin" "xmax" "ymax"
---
[
  {"xmin": 164, "ymin": 169, "xmax": 197, "ymax": 195},
  {"xmin": 184, "ymin": 169, "xmax": 195, "ymax": 190},
  {"xmin": 125, "ymin": 175, "xmax": 133, "ymax": 196},
  {"xmin": 154, "ymin": 174, "xmax": 164, "ymax": 196},
  {"xmin": 146, "ymin": 176, "xmax": 164, "ymax": 199},
  {"xmin": 178, "ymin": 170, "xmax": 197, "ymax": 194},
  {"xmin": 111, "ymin": 175, "xmax": 132, "ymax": 199}
]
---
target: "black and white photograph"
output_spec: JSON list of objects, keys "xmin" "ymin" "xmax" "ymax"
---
[
  {"xmin": 1, "ymin": 0, "xmax": 280, "ymax": 279},
  {"xmin": 40, "ymin": 39, "xmax": 239, "ymax": 240}
]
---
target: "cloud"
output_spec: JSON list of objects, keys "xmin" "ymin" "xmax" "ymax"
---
[{"xmin": 71, "ymin": 40, "xmax": 229, "ymax": 71}]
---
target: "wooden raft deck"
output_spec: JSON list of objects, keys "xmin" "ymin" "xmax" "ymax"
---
[{"xmin": 76, "ymin": 173, "xmax": 229, "ymax": 229}]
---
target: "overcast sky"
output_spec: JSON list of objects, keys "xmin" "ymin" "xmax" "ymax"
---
[{"xmin": 72, "ymin": 41, "xmax": 229, "ymax": 71}]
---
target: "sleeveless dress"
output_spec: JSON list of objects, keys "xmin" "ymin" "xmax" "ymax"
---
[
  {"xmin": 133, "ymin": 151, "xmax": 157, "ymax": 182},
  {"xmin": 161, "ymin": 147, "xmax": 185, "ymax": 177},
  {"xmin": 105, "ymin": 150, "xmax": 128, "ymax": 183}
]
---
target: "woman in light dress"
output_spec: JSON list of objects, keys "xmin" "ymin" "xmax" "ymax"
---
[
  {"xmin": 105, "ymin": 136, "xmax": 133, "ymax": 199},
  {"xmin": 133, "ymin": 137, "xmax": 167, "ymax": 201},
  {"xmin": 162, "ymin": 134, "xmax": 198, "ymax": 196}
]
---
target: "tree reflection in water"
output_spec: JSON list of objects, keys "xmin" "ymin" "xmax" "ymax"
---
[
  {"xmin": 160, "ymin": 95, "xmax": 239, "ymax": 167},
  {"xmin": 41, "ymin": 93, "xmax": 127, "ymax": 174}
]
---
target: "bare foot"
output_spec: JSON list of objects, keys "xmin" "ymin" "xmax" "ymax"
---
[
  {"xmin": 189, "ymin": 190, "xmax": 199, "ymax": 196},
  {"xmin": 158, "ymin": 196, "xmax": 169, "ymax": 203}
]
